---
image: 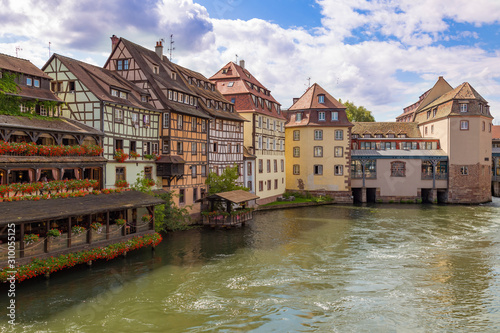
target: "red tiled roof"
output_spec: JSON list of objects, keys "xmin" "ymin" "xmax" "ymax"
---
[
  {"xmin": 492, "ymin": 125, "xmax": 500, "ymax": 140},
  {"xmin": 0, "ymin": 53, "xmax": 52, "ymax": 79},
  {"xmin": 289, "ymin": 83, "xmax": 346, "ymax": 110}
]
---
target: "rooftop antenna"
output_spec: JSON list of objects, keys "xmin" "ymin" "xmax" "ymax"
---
[
  {"xmin": 167, "ymin": 34, "xmax": 175, "ymax": 61},
  {"xmin": 307, "ymin": 77, "xmax": 311, "ymax": 87},
  {"xmin": 48, "ymin": 42, "xmax": 51, "ymax": 58},
  {"xmin": 15, "ymin": 46, "xmax": 22, "ymax": 58},
  {"xmin": 235, "ymin": 54, "xmax": 238, "ymax": 63}
]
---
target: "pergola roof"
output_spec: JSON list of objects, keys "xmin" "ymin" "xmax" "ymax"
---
[
  {"xmin": 204, "ymin": 190, "xmax": 259, "ymax": 204},
  {"xmin": 0, "ymin": 191, "xmax": 165, "ymax": 225}
]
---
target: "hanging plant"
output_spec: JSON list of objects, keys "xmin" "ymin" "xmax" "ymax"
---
[
  {"xmin": 115, "ymin": 218, "xmax": 126, "ymax": 226},
  {"xmin": 71, "ymin": 225, "xmax": 86, "ymax": 235},
  {"xmin": 47, "ymin": 229, "xmax": 62, "ymax": 238},
  {"xmin": 24, "ymin": 234, "xmax": 40, "ymax": 245}
]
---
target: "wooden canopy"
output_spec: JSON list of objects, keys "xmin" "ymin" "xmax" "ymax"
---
[
  {"xmin": 0, "ymin": 191, "xmax": 165, "ymax": 225},
  {"xmin": 203, "ymin": 190, "xmax": 259, "ymax": 204}
]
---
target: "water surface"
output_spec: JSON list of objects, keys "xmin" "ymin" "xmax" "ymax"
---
[{"xmin": 3, "ymin": 201, "xmax": 500, "ymax": 332}]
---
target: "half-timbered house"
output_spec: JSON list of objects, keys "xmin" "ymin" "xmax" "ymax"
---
[
  {"xmin": 172, "ymin": 62, "xmax": 245, "ymax": 183},
  {"xmin": 210, "ymin": 61, "xmax": 286, "ymax": 204},
  {"xmin": 43, "ymin": 54, "xmax": 161, "ymax": 189},
  {"xmin": 104, "ymin": 37, "xmax": 210, "ymax": 216}
]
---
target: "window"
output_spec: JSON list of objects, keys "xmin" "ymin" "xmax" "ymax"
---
[
  {"xmin": 267, "ymin": 160, "xmax": 271, "ymax": 173},
  {"xmin": 115, "ymin": 167, "xmax": 126, "ymax": 182},
  {"xmin": 141, "ymin": 95, "xmax": 147, "ymax": 102},
  {"xmin": 334, "ymin": 146, "xmax": 343, "ymax": 157},
  {"xmin": 168, "ymin": 90, "xmax": 173, "ymax": 100},
  {"xmin": 152, "ymin": 143, "xmax": 159, "ymax": 154},
  {"xmin": 274, "ymin": 159, "xmax": 278, "ymax": 173},
  {"xmin": 227, "ymin": 143, "xmax": 232, "ymax": 153},
  {"xmin": 247, "ymin": 181, "xmax": 252, "ymax": 190},
  {"xmin": 274, "ymin": 179, "xmax": 278, "ymax": 190},
  {"xmin": 293, "ymin": 130, "xmax": 300, "ymax": 141},
  {"xmin": 335, "ymin": 130, "xmax": 343, "ymax": 140},
  {"xmin": 314, "ymin": 130, "xmax": 323, "ymax": 140},
  {"xmin": 34, "ymin": 79, "xmax": 40, "ymax": 88},
  {"xmin": 427, "ymin": 111, "xmax": 431, "ymax": 119},
  {"xmin": 267, "ymin": 180, "xmax": 271, "ymax": 191},
  {"xmin": 318, "ymin": 111, "xmax": 325, "ymax": 121},
  {"xmin": 213, "ymin": 142, "xmax": 218, "ymax": 152},
  {"xmin": 143, "ymin": 142, "xmax": 151, "ymax": 155},
  {"xmin": 192, "ymin": 118, "xmax": 197, "ymax": 132},
  {"xmin": 296, "ymin": 113, "xmax": 302, "ymax": 122},
  {"xmin": 391, "ymin": 161, "xmax": 406, "ymax": 177},
  {"xmin": 247, "ymin": 162, "xmax": 252, "ymax": 176},
  {"xmin": 483, "ymin": 121, "xmax": 486, "ymax": 131},
  {"xmin": 293, "ymin": 164, "xmax": 300, "ymax": 175},
  {"xmin": 231, "ymin": 97, "xmax": 236, "ymax": 103},
  {"xmin": 460, "ymin": 166, "xmax": 468, "ymax": 175},
  {"xmin": 163, "ymin": 113, "xmax": 170, "ymax": 128},
  {"xmin": 144, "ymin": 166, "xmax": 152, "ymax": 180},
  {"xmin": 431, "ymin": 125, "xmax": 434, "ymax": 134},
  {"xmin": 318, "ymin": 95, "xmax": 325, "ymax": 104},
  {"xmin": 259, "ymin": 181, "xmax": 263, "ymax": 192},
  {"xmin": 258, "ymin": 116, "xmax": 262, "ymax": 128},
  {"xmin": 281, "ymin": 159, "xmax": 284, "ymax": 172},
  {"xmin": 201, "ymin": 143, "xmax": 206, "ymax": 155},
  {"xmin": 179, "ymin": 189, "xmax": 185, "ymax": 204},
  {"xmin": 228, "ymin": 81, "xmax": 234, "ymax": 87},
  {"xmin": 163, "ymin": 139, "xmax": 170, "ymax": 153},
  {"xmin": 433, "ymin": 108, "xmax": 437, "ymax": 117},
  {"xmin": 69, "ymin": 81, "xmax": 75, "ymax": 92},
  {"xmin": 460, "ymin": 103, "xmax": 468, "ymax": 113},
  {"xmin": 115, "ymin": 109, "xmax": 123, "ymax": 122},
  {"xmin": 258, "ymin": 159, "xmax": 263, "ymax": 173},
  {"xmin": 171, "ymin": 72, "xmax": 177, "ymax": 80},
  {"xmin": 293, "ymin": 147, "xmax": 300, "ymax": 157},
  {"xmin": 130, "ymin": 141, "xmax": 137, "ymax": 154},
  {"xmin": 201, "ymin": 165, "xmax": 207, "ymax": 177},
  {"xmin": 178, "ymin": 115, "xmax": 183, "ymax": 129},
  {"xmin": 143, "ymin": 115, "xmax": 150, "ymax": 127},
  {"xmin": 173, "ymin": 91, "xmax": 177, "ymax": 101},
  {"xmin": 460, "ymin": 120, "xmax": 469, "ymax": 130},
  {"xmin": 314, "ymin": 146, "xmax": 323, "ymax": 157},
  {"xmin": 19, "ymin": 104, "xmax": 29, "ymax": 113},
  {"xmin": 26, "ymin": 77, "xmax": 32, "ymax": 86},
  {"xmin": 39, "ymin": 105, "xmax": 47, "ymax": 116},
  {"xmin": 191, "ymin": 142, "xmax": 197, "ymax": 155},
  {"xmin": 490, "ymin": 123, "xmax": 492, "ymax": 132},
  {"xmin": 115, "ymin": 139, "xmax": 124, "ymax": 151},
  {"xmin": 193, "ymin": 187, "xmax": 198, "ymax": 202},
  {"xmin": 177, "ymin": 142, "xmax": 183, "ymax": 154},
  {"xmin": 425, "ymin": 127, "xmax": 428, "ymax": 135},
  {"xmin": 191, "ymin": 165, "xmax": 197, "ymax": 178},
  {"xmin": 334, "ymin": 165, "xmax": 343, "ymax": 176},
  {"xmin": 331, "ymin": 111, "xmax": 338, "ymax": 121},
  {"xmin": 314, "ymin": 165, "xmax": 323, "ymax": 175}
]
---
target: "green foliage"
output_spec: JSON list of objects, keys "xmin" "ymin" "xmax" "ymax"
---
[
  {"xmin": 339, "ymin": 99, "xmax": 375, "ymax": 122},
  {"xmin": 131, "ymin": 172, "xmax": 192, "ymax": 232},
  {"xmin": 205, "ymin": 164, "xmax": 249, "ymax": 195}
]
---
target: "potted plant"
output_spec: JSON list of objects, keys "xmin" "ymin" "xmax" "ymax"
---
[
  {"xmin": 71, "ymin": 225, "xmax": 86, "ymax": 235},
  {"xmin": 90, "ymin": 222, "xmax": 103, "ymax": 233},
  {"xmin": 129, "ymin": 151, "xmax": 140, "ymax": 159},
  {"xmin": 47, "ymin": 229, "xmax": 61, "ymax": 238},
  {"xmin": 114, "ymin": 149, "xmax": 129, "ymax": 163},
  {"xmin": 24, "ymin": 233, "xmax": 39, "ymax": 246},
  {"xmin": 115, "ymin": 180, "xmax": 129, "ymax": 188},
  {"xmin": 141, "ymin": 214, "xmax": 152, "ymax": 222},
  {"xmin": 115, "ymin": 218, "xmax": 126, "ymax": 226}
]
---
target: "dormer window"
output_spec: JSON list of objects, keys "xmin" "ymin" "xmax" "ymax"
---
[
  {"xmin": 26, "ymin": 77, "xmax": 32, "ymax": 86},
  {"xmin": 296, "ymin": 112, "xmax": 302, "ymax": 122},
  {"xmin": 178, "ymin": 93, "xmax": 183, "ymax": 102},
  {"xmin": 173, "ymin": 91, "xmax": 178, "ymax": 101},
  {"xmin": 432, "ymin": 108, "xmax": 437, "ymax": 117},
  {"xmin": 318, "ymin": 111, "xmax": 325, "ymax": 121},
  {"xmin": 318, "ymin": 94, "xmax": 325, "ymax": 104},
  {"xmin": 34, "ymin": 79, "xmax": 40, "ymax": 88},
  {"xmin": 222, "ymin": 68, "xmax": 228, "ymax": 74},
  {"xmin": 190, "ymin": 96, "xmax": 194, "ymax": 105},
  {"xmin": 111, "ymin": 89, "xmax": 118, "ymax": 97},
  {"xmin": 387, "ymin": 133, "xmax": 395, "ymax": 138},
  {"xmin": 480, "ymin": 104, "xmax": 484, "ymax": 114},
  {"xmin": 141, "ymin": 95, "xmax": 148, "ymax": 102},
  {"xmin": 119, "ymin": 91, "xmax": 127, "ymax": 99},
  {"xmin": 153, "ymin": 66, "xmax": 159, "ymax": 74},
  {"xmin": 184, "ymin": 94, "xmax": 189, "ymax": 104},
  {"xmin": 460, "ymin": 103, "xmax": 468, "ymax": 112},
  {"xmin": 331, "ymin": 111, "xmax": 338, "ymax": 121},
  {"xmin": 171, "ymin": 72, "xmax": 177, "ymax": 80}
]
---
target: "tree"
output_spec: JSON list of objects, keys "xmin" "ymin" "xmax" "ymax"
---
[
  {"xmin": 339, "ymin": 99, "xmax": 375, "ymax": 122},
  {"xmin": 205, "ymin": 164, "xmax": 248, "ymax": 195},
  {"xmin": 131, "ymin": 172, "xmax": 192, "ymax": 232}
]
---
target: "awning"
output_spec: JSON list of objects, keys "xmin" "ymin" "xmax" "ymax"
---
[
  {"xmin": 202, "ymin": 190, "xmax": 259, "ymax": 204},
  {"xmin": 0, "ymin": 190, "xmax": 165, "ymax": 225},
  {"xmin": 156, "ymin": 155, "xmax": 186, "ymax": 164}
]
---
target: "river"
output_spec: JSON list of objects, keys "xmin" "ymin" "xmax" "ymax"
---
[{"xmin": 3, "ymin": 201, "xmax": 500, "ymax": 332}]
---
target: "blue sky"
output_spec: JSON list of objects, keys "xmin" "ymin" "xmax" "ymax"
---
[{"xmin": 1, "ymin": 0, "xmax": 500, "ymax": 121}]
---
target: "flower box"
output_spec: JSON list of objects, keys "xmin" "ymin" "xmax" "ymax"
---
[
  {"xmin": 23, "ymin": 239, "xmax": 45, "ymax": 257},
  {"xmin": 92, "ymin": 228, "xmax": 107, "ymax": 242},
  {"xmin": 47, "ymin": 235, "xmax": 68, "ymax": 252},
  {"xmin": 71, "ymin": 231, "xmax": 88, "ymax": 246}
]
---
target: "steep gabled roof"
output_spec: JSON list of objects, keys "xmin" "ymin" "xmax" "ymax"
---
[
  {"xmin": 289, "ymin": 83, "xmax": 346, "ymax": 110},
  {"xmin": 44, "ymin": 54, "xmax": 156, "ymax": 111},
  {"xmin": 0, "ymin": 53, "xmax": 52, "ymax": 79},
  {"xmin": 422, "ymin": 82, "xmax": 488, "ymax": 112},
  {"xmin": 106, "ymin": 38, "xmax": 210, "ymax": 119},
  {"xmin": 172, "ymin": 62, "xmax": 245, "ymax": 122}
]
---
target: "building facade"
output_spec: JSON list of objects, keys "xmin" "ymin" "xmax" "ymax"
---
[
  {"xmin": 210, "ymin": 61, "xmax": 286, "ymax": 204},
  {"xmin": 104, "ymin": 37, "xmax": 210, "ymax": 215},
  {"xmin": 43, "ymin": 54, "xmax": 160, "ymax": 189},
  {"xmin": 284, "ymin": 83, "xmax": 353, "ymax": 202}
]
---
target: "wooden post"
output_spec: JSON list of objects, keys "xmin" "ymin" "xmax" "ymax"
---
[
  {"xmin": 45, "ymin": 220, "xmax": 50, "ymax": 253},
  {"xmin": 87, "ymin": 215, "xmax": 92, "ymax": 244},
  {"xmin": 106, "ymin": 211, "xmax": 110, "ymax": 240},
  {"xmin": 67, "ymin": 217, "xmax": 72, "ymax": 248},
  {"xmin": 20, "ymin": 223, "xmax": 25, "ymax": 258}
]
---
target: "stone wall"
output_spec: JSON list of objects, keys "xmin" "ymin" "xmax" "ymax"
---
[{"xmin": 448, "ymin": 163, "xmax": 491, "ymax": 204}]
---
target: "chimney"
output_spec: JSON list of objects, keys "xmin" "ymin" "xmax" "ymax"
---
[
  {"xmin": 110, "ymin": 35, "xmax": 119, "ymax": 52},
  {"xmin": 239, "ymin": 59, "xmax": 245, "ymax": 69},
  {"xmin": 293, "ymin": 98, "xmax": 299, "ymax": 104},
  {"xmin": 155, "ymin": 40, "xmax": 163, "ymax": 60}
]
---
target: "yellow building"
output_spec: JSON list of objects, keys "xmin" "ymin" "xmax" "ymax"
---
[{"xmin": 285, "ymin": 83, "xmax": 353, "ymax": 202}]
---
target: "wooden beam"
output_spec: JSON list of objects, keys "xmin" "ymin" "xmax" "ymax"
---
[
  {"xmin": 106, "ymin": 211, "xmax": 110, "ymax": 240},
  {"xmin": 20, "ymin": 223, "xmax": 25, "ymax": 258},
  {"xmin": 67, "ymin": 217, "xmax": 72, "ymax": 248}
]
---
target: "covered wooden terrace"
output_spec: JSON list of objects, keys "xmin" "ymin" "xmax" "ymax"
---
[
  {"xmin": 199, "ymin": 190, "xmax": 259, "ymax": 227},
  {"xmin": 0, "ymin": 190, "xmax": 164, "ymax": 265}
]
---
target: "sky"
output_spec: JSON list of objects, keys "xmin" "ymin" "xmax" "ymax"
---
[{"xmin": 1, "ymin": 0, "xmax": 500, "ymax": 121}]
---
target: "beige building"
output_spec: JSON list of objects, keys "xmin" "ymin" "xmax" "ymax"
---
[{"xmin": 284, "ymin": 83, "xmax": 353, "ymax": 202}]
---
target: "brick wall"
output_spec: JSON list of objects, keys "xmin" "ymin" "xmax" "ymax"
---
[{"xmin": 448, "ymin": 163, "xmax": 491, "ymax": 204}]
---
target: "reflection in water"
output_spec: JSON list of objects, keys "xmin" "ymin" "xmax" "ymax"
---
[{"xmin": 3, "ymin": 201, "xmax": 500, "ymax": 332}]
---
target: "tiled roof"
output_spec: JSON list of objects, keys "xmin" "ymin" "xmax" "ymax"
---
[
  {"xmin": 0, "ymin": 53, "xmax": 52, "ymax": 79},
  {"xmin": 352, "ymin": 122, "xmax": 421, "ymax": 138},
  {"xmin": 172, "ymin": 63, "xmax": 245, "ymax": 122},
  {"xmin": 210, "ymin": 62, "xmax": 285, "ymax": 120},
  {"xmin": 492, "ymin": 125, "xmax": 500, "ymax": 140},
  {"xmin": 289, "ymin": 83, "xmax": 346, "ymax": 110},
  {"xmin": 110, "ymin": 38, "xmax": 210, "ymax": 119},
  {"xmin": 12, "ymin": 85, "xmax": 60, "ymax": 102},
  {"xmin": 45, "ymin": 54, "xmax": 156, "ymax": 111},
  {"xmin": 0, "ymin": 114, "xmax": 103, "ymax": 135},
  {"xmin": 352, "ymin": 149, "xmax": 448, "ymax": 158}
]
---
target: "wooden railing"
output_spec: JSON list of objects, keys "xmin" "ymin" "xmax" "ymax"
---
[{"xmin": 202, "ymin": 211, "xmax": 253, "ymax": 227}]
